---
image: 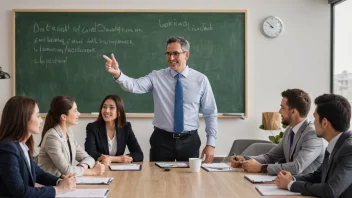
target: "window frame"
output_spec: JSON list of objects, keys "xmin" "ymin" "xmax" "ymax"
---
[{"xmin": 330, "ymin": 0, "xmax": 348, "ymax": 92}]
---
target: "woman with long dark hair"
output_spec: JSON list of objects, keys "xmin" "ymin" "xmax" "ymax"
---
[
  {"xmin": 38, "ymin": 96, "xmax": 105, "ymax": 176},
  {"xmin": 0, "ymin": 96, "xmax": 76, "ymax": 197},
  {"xmin": 85, "ymin": 95, "xmax": 143, "ymax": 165}
]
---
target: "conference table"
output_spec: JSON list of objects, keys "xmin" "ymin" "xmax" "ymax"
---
[{"xmin": 78, "ymin": 162, "xmax": 313, "ymax": 198}]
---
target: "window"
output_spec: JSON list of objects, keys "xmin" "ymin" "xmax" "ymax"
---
[{"xmin": 332, "ymin": 0, "xmax": 352, "ymax": 129}]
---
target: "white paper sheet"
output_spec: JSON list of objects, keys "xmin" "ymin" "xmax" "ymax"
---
[
  {"xmin": 76, "ymin": 177, "xmax": 113, "ymax": 185},
  {"xmin": 155, "ymin": 162, "xmax": 189, "ymax": 168},
  {"xmin": 201, "ymin": 163, "xmax": 236, "ymax": 172},
  {"xmin": 244, "ymin": 175, "xmax": 276, "ymax": 183},
  {"xmin": 56, "ymin": 189, "xmax": 110, "ymax": 198},
  {"xmin": 109, "ymin": 164, "xmax": 141, "ymax": 171},
  {"xmin": 255, "ymin": 186, "xmax": 301, "ymax": 196}
]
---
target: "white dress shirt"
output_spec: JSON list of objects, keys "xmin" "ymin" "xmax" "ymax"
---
[
  {"xmin": 19, "ymin": 142, "xmax": 31, "ymax": 173},
  {"xmin": 108, "ymin": 130, "xmax": 117, "ymax": 156}
]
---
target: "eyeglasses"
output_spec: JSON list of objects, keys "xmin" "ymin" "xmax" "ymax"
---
[{"xmin": 164, "ymin": 51, "xmax": 186, "ymax": 58}]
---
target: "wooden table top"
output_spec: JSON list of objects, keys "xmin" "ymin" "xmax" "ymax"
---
[{"xmin": 77, "ymin": 162, "xmax": 313, "ymax": 198}]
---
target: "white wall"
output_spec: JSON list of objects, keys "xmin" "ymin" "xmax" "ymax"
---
[{"xmin": 0, "ymin": 0, "xmax": 330, "ymax": 159}]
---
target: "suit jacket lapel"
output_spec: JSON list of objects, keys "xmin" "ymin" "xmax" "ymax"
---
[
  {"xmin": 289, "ymin": 120, "xmax": 310, "ymax": 161},
  {"xmin": 67, "ymin": 129, "xmax": 76, "ymax": 164},
  {"xmin": 54, "ymin": 125, "xmax": 71, "ymax": 164},
  {"xmin": 99, "ymin": 125, "xmax": 109, "ymax": 154},
  {"xmin": 15, "ymin": 143, "xmax": 35, "ymax": 185},
  {"xmin": 322, "ymin": 130, "xmax": 352, "ymax": 181},
  {"xmin": 283, "ymin": 127, "xmax": 291, "ymax": 162},
  {"xmin": 116, "ymin": 127, "xmax": 122, "ymax": 155}
]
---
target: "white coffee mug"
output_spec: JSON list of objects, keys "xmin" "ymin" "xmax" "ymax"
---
[{"xmin": 189, "ymin": 158, "xmax": 202, "ymax": 172}]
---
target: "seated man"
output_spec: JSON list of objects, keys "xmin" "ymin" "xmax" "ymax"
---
[
  {"xmin": 231, "ymin": 89, "xmax": 324, "ymax": 175},
  {"xmin": 275, "ymin": 93, "xmax": 352, "ymax": 198}
]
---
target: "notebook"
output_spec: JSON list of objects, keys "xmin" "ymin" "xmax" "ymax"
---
[
  {"xmin": 244, "ymin": 175, "xmax": 276, "ymax": 183},
  {"xmin": 155, "ymin": 162, "xmax": 189, "ymax": 168},
  {"xmin": 76, "ymin": 177, "xmax": 113, "ymax": 185},
  {"xmin": 109, "ymin": 164, "xmax": 142, "ymax": 171},
  {"xmin": 255, "ymin": 186, "xmax": 301, "ymax": 196},
  {"xmin": 56, "ymin": 189, "xmax": 110, "ymax": 198},
  {"xmin": 201, "ymin": 163, "xmax": 236, "ymax": 172}
]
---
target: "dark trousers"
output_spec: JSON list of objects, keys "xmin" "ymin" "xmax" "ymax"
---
[{"xmin": 149, "ymin": 127, "xmax": 201, "ymax": 162}]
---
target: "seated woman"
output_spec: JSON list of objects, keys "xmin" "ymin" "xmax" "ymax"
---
[
  {"xmin": 0, "ymin": 96, "xmax": 76, "ymax": 198},
  {"xmin": 38, "ymin": 96, "xmax": 105, "ymax": 177},
  {"xmin": 85, "ymin": 95, "xmax": 143, "ymax": 164}
]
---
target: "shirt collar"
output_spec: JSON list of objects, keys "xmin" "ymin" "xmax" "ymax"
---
[
  {"xmin": 326, "ymin": 132, "xmax": 343, "ymax": 154},
  {"xmin": 170, "ymin": 65, "xmax": 189, "ymax": 78},
  {"xmin": 19, "ymin": 142, "xmax": 29, "ymax": 152},
  {"xmin": 291, "ymin": 118, "xmax": 307, "ymax": 134}
]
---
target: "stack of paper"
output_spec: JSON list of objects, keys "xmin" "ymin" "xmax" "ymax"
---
[
  {"xmin": 201, "ymin": 163, "xmax": 236, "ymax": 172},
  {"xmin": 255, "ymin": 186, "xmax": 301, "ymax": 196},
  {"xmin": 155, "ymin": 162, "xmax": 189, "ymax": 168},
  {"xmin": 244, "ymin": 175, "xmax": 276, "ymax": 183},
  {"xmin": 109, "ymin": 164, "xmax": 141, "ymax": 171},
  {"xmin": 56, "ymin": 189, "xmax": 110, "ymax": 198},
  {"xmin": 76, "ymin": 177, "xmax": 113, "ymax": 185}
]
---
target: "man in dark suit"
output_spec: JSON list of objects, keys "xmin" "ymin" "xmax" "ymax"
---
[{"xmin": 275, "ymin": 93, "xmax": 352, "ymax": 198}]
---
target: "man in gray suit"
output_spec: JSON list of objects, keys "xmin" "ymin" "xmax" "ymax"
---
[
  {"xmin": 231, "ymin": 89, "xmax": 324, "ymax": 175},
  {"xmin": 275, "ymin": 93, "xmax": 352, "ymax": 198}
]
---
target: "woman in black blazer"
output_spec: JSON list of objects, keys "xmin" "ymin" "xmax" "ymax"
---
[{"xmin": 85, "ymin": 95, "xmax": 143, "ymax": 164}]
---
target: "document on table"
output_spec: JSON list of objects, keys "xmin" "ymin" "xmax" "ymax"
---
[
  {"xmin": 76, "ymin": 177, "xmax": 113, "ymax": 185},
  {"xmin": 244, "ymin": 175, "xmax": 276, "ymax": 183},
  {"xmin": 56, "ymin": 189, "xmax": 110, "ymax": 198},
  {"xmin": 255, "ymin": 186, "xmax": 301, "ymax": 196},
  {"xmin": 155, "ymin": 162, "xmax": 189, "ymax": 168},
  {"xmin": 109, "ymin": 164, "xmax": 142, "ymax": 171},
  {"xmin": 201, "ymin": 163, "xmax": 236, "ymax": 172}
]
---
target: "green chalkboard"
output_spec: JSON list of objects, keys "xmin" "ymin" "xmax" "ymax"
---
[{"xmin": 14, "ymin": 10, "xmax": 247, "ymax": 115}]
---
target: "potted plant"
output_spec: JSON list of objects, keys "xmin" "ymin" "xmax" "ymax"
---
[{"xmin": 259, "ymin": 112, "xmax": 287, "ymax": 144}]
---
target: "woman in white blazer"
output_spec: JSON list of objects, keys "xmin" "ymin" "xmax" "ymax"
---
[{"xmin": 37, "ymin": 96, "xmax": 105, "ymax": 177}]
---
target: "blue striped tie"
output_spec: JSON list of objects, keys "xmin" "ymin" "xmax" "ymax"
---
[{"xmin": 174, "ymin": 74, "xmax": 184, "ymax": 133}]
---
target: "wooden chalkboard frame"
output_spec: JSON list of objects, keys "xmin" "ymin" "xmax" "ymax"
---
[{"xmin": 12, "ymin": 9, "xmax": 247, "ymax": 119}]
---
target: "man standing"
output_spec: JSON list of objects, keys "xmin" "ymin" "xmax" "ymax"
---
[
  {"xmin": 231, "ymin": 89, "xmax": 324, "ymax": 175},
  {"xmin": 103, "ymin": 37, "xmax": 218, "ymax": 162},
  {"xmin": 275, "ymin": 94, "xmax": 352, "ymax": 198}
]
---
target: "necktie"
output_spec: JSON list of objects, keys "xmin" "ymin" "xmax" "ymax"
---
[
  {"xmin": 322, "ymin": 149, "xmax": 330, "ymax": 180},
  {"xmin": 174, "ymin": 74, "xmax": 184, "ymax": 133},
  {"xmin": 289, "ymin": 130, "xmax": 295, "ymax": 154}
]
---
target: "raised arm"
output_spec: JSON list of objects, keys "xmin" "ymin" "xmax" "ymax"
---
[{"xmin": 103, "ymin": 54, "xmax": 153, "ymax": 93}]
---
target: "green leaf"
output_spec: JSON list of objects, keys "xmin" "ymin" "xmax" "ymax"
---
[
  {"xmin": 276, "ymin": 137, "xmax": 282, "ymax": 143},
  {"xmin": 259, "ymin": 125, "xmax": 264, "ymax": 130},
  {"xmin": 269, "ymin": 136, "xmax": 277, "ymax": 144},
  {"xmin": 282, "ymin": 124, "xmax": 288, "ymax": 128},
  {"xmin": 279, "ymin": 132, "xmax": 284, "ymax": 138}
]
